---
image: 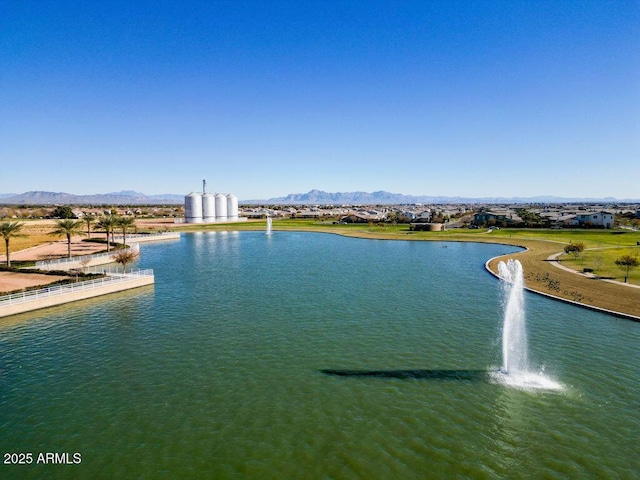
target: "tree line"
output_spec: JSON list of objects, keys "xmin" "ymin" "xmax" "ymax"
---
[{"xmin": 1, "ymin": 215, "xmax": 137, "ymax": 268}]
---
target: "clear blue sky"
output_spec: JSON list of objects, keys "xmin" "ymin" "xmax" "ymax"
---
[{"xmin": 2, "ymin": 1, "xmax": 638, "ymax": 200}]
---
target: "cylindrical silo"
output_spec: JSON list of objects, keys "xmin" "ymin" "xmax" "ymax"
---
[
  {"xmin": 184, "ymin": 192, "xmax": 203, "ymax": 223},
  {"xmin": 226, "ymin": 194, "xmax": 238, "ymax": 220},
  {"xmin": 202, "ymin": 193, "xmax": 216, "ymax": 222},
  {"xmin": 215, "ymin": 193, "xmax": 228, "ymax": 221}
]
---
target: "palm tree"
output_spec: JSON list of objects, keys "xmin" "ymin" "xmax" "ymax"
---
[
  {"xmin": 114, "ymin": 216, "xmax": 136, "ymax": 247},
  {"xmin": 83, "ymin": 215, "xmax": 96, "ymax": 239},
  {"xmin": 96, "ymin": 216, "xmax": 116, "ymax": 252},
  {"xmin": 1, "ymin": 221, "xmax": 27, "ymax": 268},
  {"xmin": 51, "ymin": 219, "xmax": 85, "ymax": 258}
]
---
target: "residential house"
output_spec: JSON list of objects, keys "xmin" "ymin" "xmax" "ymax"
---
[
  {"xmin": 572, "ymin": 212, "xmax": 614, "ymax": 228},
  {"xmin": 473, "ymin": 210, "xmax": 522, "ymax": 226}
]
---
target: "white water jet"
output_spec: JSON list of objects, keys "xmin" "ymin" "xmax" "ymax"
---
[
  {"xmin": 494, "ymin": 259, "xmax": 563, "ymax": 391},
  {"xmin": 266, "ymin": 216, "xmax": 272, "ymax": 235},
  {"xmin": 499, "ymin": 259, "xmax": 528, "ymax": 374}
]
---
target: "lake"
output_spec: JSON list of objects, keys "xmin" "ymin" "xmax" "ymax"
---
[{"xmin": 1, "ymin": 232, "xmax": 638, "ymax": 479}]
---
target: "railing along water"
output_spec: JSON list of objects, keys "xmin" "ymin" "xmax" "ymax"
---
[
  {"xmin": 35, "ymin": 244, "xmax": 140, "ymax": 270},
  {"xmin": 0, "ymin": 269, "xmax": 154, "ymax": 306},
  {"xmin": 111, "ymin": 232, "xmax": 180, "ymax": 242}
]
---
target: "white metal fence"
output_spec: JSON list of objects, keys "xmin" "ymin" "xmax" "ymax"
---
[
  {"xmin": 0, "ymin": 268, "xmax": 154, "ymax": 306},
  {"xmin": 35, "ymin": 244, "xmax": 140, "ymax": 270},
  {"xmin": 112, "ymin": 232, "xmax": 180, "ymax": 241},
  {"xmin": 82, "ymin": 266, "xmax": 144, "ymax": 275}
]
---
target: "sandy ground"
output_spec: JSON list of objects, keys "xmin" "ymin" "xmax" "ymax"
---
[
  {"xmin": 0, "ymin": 229, "xmax": 112, "ymax": 294},
  {"xmin": 0, "ymin": 272, "xmax": 68, "ymax": 293},
  {"xmin": 3, "ymin": 236, "xmax": 110, "ymax": 262},
  {"xmin": 134, "ymin": 218, "xmax": 180, "ymax": 229},
  {"xmin": 0, "ymin": 218, "xmax": 172, "ymax": 294}
]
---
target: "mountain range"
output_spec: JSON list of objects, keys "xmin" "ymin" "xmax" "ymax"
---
[
  {"xmin": 0, "ymin": 189, "xmax": 637, "ymax": 206},
  {"xmin": 0, "ymin": 190, "xmax": 184, "ymax": 205},
  {"xmin": 245, "ymin": 189, "xmax": 636, "ymax": 205}
]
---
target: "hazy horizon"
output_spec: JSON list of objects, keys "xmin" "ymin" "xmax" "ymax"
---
[
  {"xmin": 1, "ymin": 188, "xmax": 639, "ymax": 204},
  {"xmin": 2, "ymin": 2, "xmax": 638, "ymax": 199}
]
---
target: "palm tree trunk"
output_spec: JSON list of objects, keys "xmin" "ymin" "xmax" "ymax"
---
[
  {"xmin": 67, "ymin": 233, "xmax": 72, "ymax": 258},
  {"xmin": 4, "ymin": 238, "xmax": 9, "ymax": 268}
]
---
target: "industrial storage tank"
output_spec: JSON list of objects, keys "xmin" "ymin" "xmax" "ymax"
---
[
  {"xmin": 185, "ymin": 192, "xmax": 203, "ymax": 223},
  {"xmin": 202, "ymin": 193, "xmax": 216, "ymax": 222},
  {"xmin": 215, "ymin": 193, "xmax": 228, "ymax": 221},
  {"xmin": 226, "ymin": 194, "xmax": 238, "ymax": 220}
]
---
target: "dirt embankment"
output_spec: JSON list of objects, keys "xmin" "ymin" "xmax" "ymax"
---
[{"xmin": 484, "ymin": 239, "xmax": 640, "ymax": 319}]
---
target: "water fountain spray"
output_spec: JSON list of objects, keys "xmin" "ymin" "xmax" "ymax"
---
[
  {"xmin": 495, "ymin": 259, "xmax": 562, "ymax": 390},
  {"xmin": 498, "ymin": 259, "xmax": 530, "ymax": 374}
]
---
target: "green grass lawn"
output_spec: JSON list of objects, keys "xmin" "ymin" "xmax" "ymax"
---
[
  {"xmin": 560, "ymin": 246, "xmax": 640, "ymax": 284},
  {"xmin": 485, "ymin": 228, "xmax": 640, "ymax": 285},
  {"xmin": 486, "ymin": 228, "xmax": 640, "ymax": 248}
]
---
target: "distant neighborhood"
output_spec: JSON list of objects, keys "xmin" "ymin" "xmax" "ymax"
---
[
  {"xmin": 2, "ymin": 202, "xmax": 638, "ymax": 230},
  {"xmin": 243, "ymin": 203, "xmax": 638, "ymax": 229}
]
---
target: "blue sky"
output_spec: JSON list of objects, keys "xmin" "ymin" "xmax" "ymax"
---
[{"xmin": 2, "ymin": 1, "xmax": 638, "ymax": 200}]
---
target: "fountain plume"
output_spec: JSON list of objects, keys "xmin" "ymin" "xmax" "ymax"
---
[
  {"xmin": 495, "ymin": 259, "xmax": 562, "ymax": 390},
  {"xmin": 499, "ymin": 259, "xmax": 528, "ymax": 374}
]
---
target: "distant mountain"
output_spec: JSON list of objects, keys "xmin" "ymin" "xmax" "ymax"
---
[
  {"xmin": 1, "ymin": 189, "xmax": 636, "ymax": 206},
  {"xmin": 107, "ymin": 190, "xmax": 146, "ymax": 197},
  {"xmin": 243, "ymin": 189, "xmax": 638, "ymax": 205},
  {"xmin": 0, "ymin": 190, "xmax": 184, "ymax": 205},
  {"xmin": 262, "ymin": 189, "xmax": 425, "ymax": 204}
]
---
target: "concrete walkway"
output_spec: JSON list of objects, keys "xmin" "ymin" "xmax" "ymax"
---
[{"xmin": 547, "ymin": 252, "xmax": 640, "ymax": 289}]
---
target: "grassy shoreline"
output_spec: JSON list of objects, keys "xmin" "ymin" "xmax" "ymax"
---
[{"xmin": 8, "ymin": 218, "xmax": 640, "ymax": 319}]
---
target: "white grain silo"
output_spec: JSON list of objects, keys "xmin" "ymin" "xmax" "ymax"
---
[
  {"xmin": 215, "ymin": 193, "xmax": 228, "ymax": 221},
  {"xmin": 185, "ymin": 192, "xmax": 203, "ymax": 223},
  {"xmin": 226, "ymin": 193, "xmax": 238, "ymax": 220},
  {"xmin": 202, "ymin": 192, "xmax": 216, "ymax": 223}
]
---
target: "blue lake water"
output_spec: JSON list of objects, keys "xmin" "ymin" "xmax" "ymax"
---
[{"xmin": 1, "ymin": 232, "xmax": 638, "ymax": 479}]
